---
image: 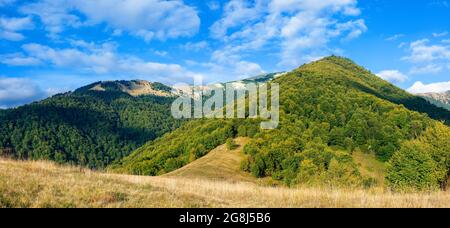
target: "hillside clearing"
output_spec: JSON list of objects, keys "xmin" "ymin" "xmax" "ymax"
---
[
  {"xmin": 1, "ymin": 159, "xmax": 449, "ymax": 208},
  {"xmin": 164, "ymin": 137, "xmax": 256, "ymax": 183},
  {"xmin": 353, "ymin": 151, "xmax": 386, "ymax": 187}
]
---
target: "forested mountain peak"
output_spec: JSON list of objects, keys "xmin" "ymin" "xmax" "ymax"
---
[
  {"xmin": 112, "ymin": 56, "xmax": 450, "ymax": 191},
  {"xmin": 74, "ymin": 80, "xmax": 176, "ymax": 97},
  {"xmin": 295, "ymin": 56, "xmax": 450, "ymax": 124}
]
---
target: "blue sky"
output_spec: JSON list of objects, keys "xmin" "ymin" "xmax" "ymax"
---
[{"xmin": 0, "ymin": 0, "xmax": 449, "ymax": 108}]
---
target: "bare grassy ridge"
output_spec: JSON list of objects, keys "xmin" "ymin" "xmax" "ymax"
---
[
  {"xmin": 1, "ymin": 158, "xmax": 449, "ymax": 208},
  {"xmin": 164, "ymin": 138, "xmax": 256, "ymax": 183}
]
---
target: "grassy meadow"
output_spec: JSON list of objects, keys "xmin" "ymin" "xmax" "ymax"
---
[{"xmin": 1, "ymin": 138, "xmax": 449, "ymax": 208}]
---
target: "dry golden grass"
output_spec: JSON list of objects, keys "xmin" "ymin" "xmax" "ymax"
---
[
  {"xmin": 164, "ymin": 137, "xmax": 256, "ymax": 183},
  {"xmin": 1, "ymin": 158, "xmax": 449, "ymax": 208},
  {"xmin": 353, "ymin": 150, "xmax": 386, "ymax": 187}
]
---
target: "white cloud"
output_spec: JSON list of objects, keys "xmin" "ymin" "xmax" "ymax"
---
[
  {"xmin": 21, "ymin": 2, "xmax": 83, "ymax": 39},
  {"xmin": 208, "ymin": 45, "xmax": 266, "ymax": 81},
  {"xmin": 433, "ymin": 31, "xmax": 448, "ymax": 37},
  {"xmin": 68, "ymin": 39, "xmax": 109, "ymax": 50},
  {"xmin": 21, "ymin": 0, "xmax": 200, "ymax": 41},
  {"xmin": 268, "ymin": 0, "xmax": 361, "ymax": 15},
  {"xmin": 407, "ymin": 81, "xmax": 450, "ymax": 94},
  {"xmin": 398, "ymin": 42, "xmax": 407, "ymax": 48},
  {"xmin": 0, "ymin": 0, "xmax": 15, "ymax": 7},
  {"xmin": 401, "ymin": 38, "xmax": 450, "ymax": 75},
  {"xmin": 233, "ymin": 61, "xmax": 265, "ymax": 78},
  {"xmin": 0, "ymin": 30, "xmax": 24, "ymax": 41},
  {"xmin": 334, "ymin": 19, "xmax": 367, "ymax": 41},
  {"xmin": 403, "ymin": 39, "xmax": 450, "ymax": 63},
  {"xmin": 185, "ymin": 48, "xmax": 265, "ymax": 82},
  {"xmin": 21, "ymin": 43, "xmax": 118, "ymax": 73},
  {"xmin": 210, "ymin": 0, "xmax": 265, "ymax": 39},
  {"xmin": 181, "ymin": 41, "xmax": 210, "ymax": 52},
  {"xmin": 154, "ymin": 50, "xmax": 168, "ymax": 57},
  {"xmin": 1, "ymin": 41, "xmax": 202, "ymax": 84},
  {"xmin": 428, "ymin": 1, "xmax": 450, "ymax": 7},
  {"xmin": 0, "ymin": 77, "xmax": 48, "ymax": 108},
  {"xmin": 0, "ymin": 17, "xmax": 34, "ymax": 31},
  {"xmin": 386, "ymin": 34, "xmax": 404, "ymax": 41},
  {"xmin": 207, "ymin": 1, "xmax": 220, "ymax": 10},
  {"xmin": 442, "ymin": 39, "xmax": 450, "ymax": 44},
  {"xmin": 0, "ymin": 16, "xmax": 34, "ymax": 41},
  {"xmin": 206, "ymin": 60, "xmax": 266, "ymax": 81},
  {"xmin": 376, "ymin": 70, "xmax": 408, "ymax": 83},
  {"xmin": 209, "ymin": 0, "xmax": 366, "ymax": 69},
  {"xmin": 410, "ymin": 64, "xmax": 443, "ymax": 75},
  {"xmin": 0, "ymin": 53, "xmax": 41, "ymax": 66}
]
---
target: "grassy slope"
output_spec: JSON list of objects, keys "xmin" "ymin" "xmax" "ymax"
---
[
  {"xmin": 352, "ymin": 151, "xmax": 386, "ymax": 187},
  {"xmin": 1, "ymin": 158, "xmax": 449, "ymax": 208},
  {"xmin": 163, "ymin": 137, "xmax": 256, "ymax": 183}
]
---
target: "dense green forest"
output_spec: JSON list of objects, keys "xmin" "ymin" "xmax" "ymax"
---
[
  {"xmin": 112, "ymin": 56, "xmax": 450, "ymax": 191},
  {"xmin": 0, "ymin": 83, "xmax": 181, "ymax": 168},
  {"xmin": 110, "ymin": 119, "xmax": 261, "ymax": 175},
  {"xmin": 241, "ymin": 57, "xmax": 449, "ymax": 189}
]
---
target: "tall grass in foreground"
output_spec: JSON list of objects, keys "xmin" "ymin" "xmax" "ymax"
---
[{"xmin": 0, "ymin": 159, "xmax": 449, "ymax": 208}]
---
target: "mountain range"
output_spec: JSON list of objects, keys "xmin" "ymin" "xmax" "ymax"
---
[
  {"xmin": 76, "ymin": 80, "xmax": 176, "ymax": 97},
  {"xmin": 1, "ymin": 56, "xmax": 449, "ymax": 191},
  {"xmin": 418, "ymin": 91, "xmax": 450, "ymax": 111},
  {"xmin": 0, "ymin": 81, "xmax": 181, "ymax": 168}
]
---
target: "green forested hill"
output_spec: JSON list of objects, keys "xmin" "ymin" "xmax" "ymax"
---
[
  {"xmin": 110, "ymin": 119, "xmax": 261, "ymax": 175},
  {"xmin": 0, "ymin": 83, "xmax": 182, "ymax": 168},
  {"xmin": 297, "ymin": 57, "xmax": 450, "ymax": 124},
  {"xmin": 113, "ymin": 56, "xmax": 450, "ymax": 191}
]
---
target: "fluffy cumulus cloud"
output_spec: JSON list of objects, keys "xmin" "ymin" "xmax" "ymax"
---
[
  {"xmin": 407, "ymin": 81, "xmax": 450, "ymax": 94},
  {"xmin": 20, "ymin": 0, "xmax": 200, "ymax": 41},
  {"xmin": 402, "ymin": 39, "xmax": 450, "ymax": 74},
  {"xmin": 0, "ymin": 16, "xmax": 34, "ymax": 41},
  {"xmin": 0, "ymin": 77, "xmax": 48, "ymax": 108},
  {"xmin": 376, "ymin": 70, "xmax": 408, "ymax": 83},
  {"xmin": 209, "ymin": 0, "xmax": 366, "ymax": 69}
]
